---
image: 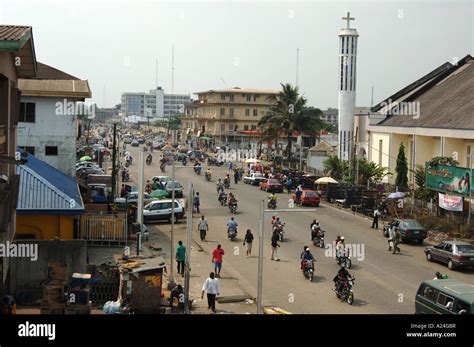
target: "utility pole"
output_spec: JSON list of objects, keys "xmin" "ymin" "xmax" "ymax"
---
[
  {"xmin": 184, "ymin": 182, "xmax": 193, "ymax": 313},
  {"xmin": 111, "ymin": 123, "xmax": 117, "ymax": 201},
  {"xmin": 136, "ymin": 149, "xmax": 145, "ymax": 256},
  {"xmin": 168, "ymin": 159, "xmax": 176, "ymax": 289}
]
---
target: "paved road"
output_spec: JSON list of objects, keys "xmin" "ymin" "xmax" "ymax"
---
[{"xmin": 125, "ymin": 146, "xmax": 474, "ymax": 314}]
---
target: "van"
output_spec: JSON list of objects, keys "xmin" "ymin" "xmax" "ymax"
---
[{"xmin": 415, "ymin": 279, "xmax": 474, "ymax": 314}]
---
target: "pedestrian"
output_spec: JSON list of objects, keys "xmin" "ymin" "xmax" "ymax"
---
[
  {"xmin": 387, "ymin": 224, "xmax": 394, "ymax": 251},
  {"xmin": 243, "ymin": 229, "xmax": 254, "ymax": 257},
  {"xmin": 228, "ymin": 161, "xmax": 233, "ymax": 172},
  {"xmin": 212, "ymin": 244, "xmax": 225, "ymax": 277},
  {"xmin": 201, "ymin": 272, "xmax": 219, "ymax": 313},
  {"xmin": 120, "ymin": 184, "xmax": 126, "ymax": 198},
  {"xmin": 286, "ymin": 178, "xmax": 293, "ymax": 194},
  {"xmin": 198, "ymin": 215, "xmax": 209, "ymax": 241},
  {"xmin": 233, "ymin": 169, "xmax": 239, "ymax": 184},
  {"xmin": 193, "ymin": 192, "xmax": 200, "ymax": 214},
  {"xmin": 392, "ymin": 226, "xmax": 401, "ymax": 254},
  {"xmin": 372, "ymin": 208, "xmax": 380, "ymax": 229},
  {"xmin": 176, "ymin": 241, "xmax": 186, "ymax": 276},
  {"xmin": 270, "ymin": 229, "xmax": 281, "ymax": 261},
  {"xmin": 170, "ymin": 284, "xmax": 184, "ymax": 311}
]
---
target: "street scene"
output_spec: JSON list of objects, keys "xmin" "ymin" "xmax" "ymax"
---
[{"xmin": 0, "ymin": 0, "xmax": 473, "ymax": 334}]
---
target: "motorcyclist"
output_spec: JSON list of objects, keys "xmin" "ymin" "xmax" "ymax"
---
[
  {"xmin": 205, "ymin": 168, "xmax": 212, "ymax": 180},
  {"xmin": 227, "ymin": 217, "xmax": 238, "ymax": 235},
  {"xmin": 268, "ymin": 192, "xmax": 277, "ymax": 207},
  {"xmin": 228, "ymin": 192, "xmax": 237, "ymax": 206},
  {"xmin": 224, "ymin": 175, "xmax": 230, "ymax": 188},
  {"xmin": 194, "ymin": 162, "xmax": 202, "ymax": 174},
  {"xmin": 311, "ymin": 220, "xmax": 321, "ymax": 241},
  {"xmin": 218, "ymin": 190, "xmax": 227, "ymax": 205},
  {"xmin": 333, "ymin": 266, "xmax": 353, "ymax": 294},
  {"xmin": 216, "ymin": 179, "xmax": 224, "ymax": 193},
  {"xmin": 273, "ymin": 217, "xmax": 284, "ymax": 230},
  {"xmin": 146, "ymin": 153, "xmax": 152, "ymax": 164},
  {"xmin": 300, "ymin": 246, "xmax": 315, "ymax": 271},
  {"xmin": 295, "ymin": 187, "xmax": 303, "ymax": 205},
  {"xmin": 433, "ymin": 272, "xmax": 448, "ymax": 280},
  {"xmin": 336, "ymin": 236, "xmax": 346, "ymax": 261}
]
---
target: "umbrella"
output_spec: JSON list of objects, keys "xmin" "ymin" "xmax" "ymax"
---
[
  {"xmin": 80, "ymin": 156, "xmax": 92, "ymax": 161},
  {"xmin": 199, "ymin": 136, "xmax": 212, "ymax": 141},
  {"xmin": 150, "ymin": 189, "xmax": 169, "ymax": 199},
  {"xmin": 244, "ymin": 158, "xmax": 262, "ymax": 164},
  {"xmin": 315, "ymin": 177, "xmax": 338, "ymax": 184},
  {"xmin": 388, "ymin": 192, "xmax": 406, "ymax": 199},
  {"xmin": 162, "ymin": 145, "xmax": 173, "ymax": 151}
]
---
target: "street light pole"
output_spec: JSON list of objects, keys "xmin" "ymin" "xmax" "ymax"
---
[
  {"xmin": 184, "ymin": 182, "xmax": 193, "ymax": 314},
  {"xmin": 257, "ymin": 199, "xmax": 265, "ymax": 314},
  {"xmin": 168, "ymin": 159, "xmax": 176, "ymax": 288}
]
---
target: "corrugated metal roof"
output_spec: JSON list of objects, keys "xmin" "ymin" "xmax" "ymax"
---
[
  {"xmin": 35, "ymin": 62, "xmax": 79, "ymax": 80},
  {"xmin": 0, "ymin": 25, "xmax": 31, "ymax": 41},
  {"xmin": 16, "ymin": 152, "xmax": 84, "ymax": 214},
  {"xmin": 17, "ymin": 79, "xmax": 91, "ymax": 98}
]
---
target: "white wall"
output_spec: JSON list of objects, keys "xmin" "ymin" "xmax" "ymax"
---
[{"xmin": 17, "ymin": 96, "xmax": 78, "ymax": 177}]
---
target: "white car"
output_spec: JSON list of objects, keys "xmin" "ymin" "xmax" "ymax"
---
[
  {"xmin": 243, "ymin": 173, "xmax": 266, "ymax": 186},
  {"xmin": 151, "ymin": 176, "xmax": 172, "ymax": 184},
  {"xmin": 143, "ymin": 200, "xmax": 184, "ymax": 223}
]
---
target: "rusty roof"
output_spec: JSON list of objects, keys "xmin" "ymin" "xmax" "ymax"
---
[
  {"xmin": 35, "ymin": 62, "xmax": 79, "ymax": 80},
  {"xmin": 0, "ymin": 25, "xmax": 31, "ymax": 41}
]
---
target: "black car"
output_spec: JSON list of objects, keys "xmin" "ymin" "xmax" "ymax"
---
[
  {"xmin": 383, "ymin": 219, "xmax": 427, "ymax": 244},
  {"xmin": 164, "ymin": 181, "xmax": 183, "ymax": 198}
]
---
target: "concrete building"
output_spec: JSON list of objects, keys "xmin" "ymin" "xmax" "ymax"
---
[
  {"xmin": 181, "ymin": 87, "xmax": 279, "ymax": 147},
  {"xmin": 337, "ymin": 12, "xmax": 358, "ymax": 160},
  {"xmin": 16, "ymin": 62, "xmax": 92, "ymax": 177},
  {"xmin": 0, "ymin": 25, "xmax": 38, "ymax": 295},
  {"xmin": 321, "ymin": 108, "xmax": 338, "ymax": 128},
  {"xmin": 368, "ymin": 54, "xmax": 474, "ymax": 185},
  {"xmin": 121, "ymin": 87, "xmax": 190, "ymax": 120}
]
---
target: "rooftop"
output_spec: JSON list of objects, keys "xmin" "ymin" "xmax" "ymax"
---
[
  {"xmin": 195, "ymin": 87, "xmax": 280, "ymax": 95},
  {"xmin": 0, "ymin": 25, "xmax": 37, "ymax": 78},
  {"xmin": 16, "ymin": 151, "xmax": 84, "ymax": 215}
]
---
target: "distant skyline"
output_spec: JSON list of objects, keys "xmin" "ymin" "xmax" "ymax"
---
[{"xmin": 1, "ymin": 0, "xmax": 472, "ymax": 109}]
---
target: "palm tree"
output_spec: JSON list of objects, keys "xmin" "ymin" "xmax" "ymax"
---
[
  {"xmin": 259, "ymin": 83, "xmax": 323, "ymax": 167},
  {"xmin": 323, "ymin": 155, "xmax": 349, "ymax": 180}
]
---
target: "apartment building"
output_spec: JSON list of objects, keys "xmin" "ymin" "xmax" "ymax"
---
[{"xmin": 181, "ymin": 87, "xmax": 279, "ymax": 147}]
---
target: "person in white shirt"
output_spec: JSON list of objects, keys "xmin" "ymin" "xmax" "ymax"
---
[{"xmin": 201, "ymin": 272, "xmax": 219, "ymax": 313}]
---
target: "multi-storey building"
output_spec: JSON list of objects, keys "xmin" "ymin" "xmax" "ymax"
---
[
  {"xmin": 121, "ymin": 87, "xmax": 191, "ymax": 120},
  {"xmin": 321, "ymin": 108, "xmax": 338, "ymax": 127},
  {"xmin": 181, "ymin": 87, "xmax": 279, "ymax": 147}
]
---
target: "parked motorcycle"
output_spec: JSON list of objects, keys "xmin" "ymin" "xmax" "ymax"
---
[
  {"xmin": 302, "ymin": 259, "xmax": 315, "ymax": 282},
  {"xmin": 335, "ymin": 277, "xmax": 355, "ymax": 305},
  {"xmin": 227, "ymin": 227, "xmax": 237, "ymax": 241}
]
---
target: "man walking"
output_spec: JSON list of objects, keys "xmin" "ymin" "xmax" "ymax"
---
[
  {"xmin": 197, "ymin": 215, "xmax": 209, "ymax": 241},
  {"xmin": 201, "ymin": 272, "xmax": 219, "ymax": 313},
  {"xmin": 391, "ymin": 226, "xmax": 401, "ymax": 254},
  {"xmin": 212, "ymin": 244, "xmax": 225, "ymax": 278},
  {"xmin": 176, "ymin": 241, "xmax": 186, "ymax": 276},
  {"xmin": 243, "ymin": 229, "xmax": 254, "ymax": 257},
  {"xmin": 193, "ymin": 192, "xmax": 201, "ymax": 214},
  {"xmin": 286, "ymin": 178, "xmax": 293, "ymax": 194},
  {"xmin": 371, "ymin": 208, "xmax": 380, "ymax": 229},
  {"xmin": 270, "ymin": 229, "xmax": 280, "ymax": 261}
]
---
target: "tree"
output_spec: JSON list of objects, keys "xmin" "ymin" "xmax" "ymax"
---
[
  {"xmin": 168, "ymin": 114, "xmax": 181, "ymax": 131},
  {"xmin": 323, "ymin": 155, "xmax": 349, "ymax": 180},
  {"xmin": 357, "ymin": 159, "xmax": 391, "ymax": 184},
  {"xmin": 414, "ymin": 165, "xmax": 436, "ymax": 202},
  {"xmin": 395, "ymin": 143, "xmax": 409, "ymax": 190}
]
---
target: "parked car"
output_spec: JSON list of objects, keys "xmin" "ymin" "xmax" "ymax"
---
[
  {"xmin": 137, "ymin": 137, "xmax": 145, "ymax": 144},
  {"xmin": 383, "ymin": 219, "xmax": 427, "ymax": 244},
  {"xmin": 243, "ymin": 173, "xmax": 266, "ymax": 186},
  {"xmin": 143, "ymin": 200, "xmax": 184, "ymax": 223},
  {"xmin": 415, "ymin": 279, "xmax": 474, "ymax": 314},
  {"xmin": 77, "ymin": 167, "xmax": 105, "ymax": 177},
  {"xmin": 123, "ymin": 137, "xmax": 132, "ymax": 144},
  {"xmin": 293, "ymin": 189, "xmax": 320, "ymax": 207},
  {"xmin": 76, "ymin": 162, "xmax": 98, "ymax": 170},
  {"xmin": 114, "ymin": 192, "xmax": 155, "ymax": 206},
  {"xmin": 425, "ymin": 241, "xmax": 474, "ymax": 270},
  {"xmin": 164, "ymin": 181, "xmax": 183, "ymax": 198},
  {"xmin": 151, "ymin": 176, "xmax": 172, "ymax": 184},
  {"xmin": 260, "ymin": 179, "xmax": 284, "ymax": 193},
  {"xmin": 131, "ymin": 140, "xmax": 140, "ymax": 147}
]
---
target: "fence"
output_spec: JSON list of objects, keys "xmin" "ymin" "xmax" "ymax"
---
[{"xmin": 79, "ymin": 213, "xmax": 127, "ymax": 246}]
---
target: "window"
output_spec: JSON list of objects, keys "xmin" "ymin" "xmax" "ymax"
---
[
  {"xmin": 246, "ymin": 94, "xmax": 251, "ymax": 102},
  {"xmin": 467, "ymin": 146, "xmax": 471, "ymax": 168},
  {"xmin": 422, "ymin": 286, "xmax": 438, "ymax": 302},
  {"xmin": 20, "ymin": 102, "xmax": 36, "ymax": 123},
  {"xmin": 251, "ymin": 125, "xmax": 257, "ymax": 130},
  {"xmin": 221, "ymin": 124, "xmax": 225, "ymax": 132},
  {"xmin": 245, "ymin": 109, "xmax": 250, "ymax": 116},
  {"xmin": 45, "ymin": 146, "xmax": 58, "ymax": 156},
  {"xmin": 244, "ymin": 125, "xmax": 249, "ymax": 131},
  {"xmin": 234, "ymin": 125, "xmax": 238, "ymax": 131},
  {"xmin": 437, "ymin": 293, "xmax": 454, "ymax": 310},
  {"xmin": 220, "ymin": 108, "xmax": 225, "ymax": 116},
  {"xmin": 378, "ymin": 140, "xmax": 383, "ymax": 166},
  {"xmin": 229, "ymin": 94, "xmax": 234, "ymax": 102},
  {"xmin": 253, "ymin": 109, "xmax": 258, "ymax": 116},
  {"xmin": 230, "ymin": 108, "xmax": 234, "ymax": 118},
  {"xmin": 254, "ymin": 95, "xmax": 258, "ymax": 101},
  {"xmin": 228, "ymin": 124, "xmax": 233, "ymax": 131},
  {"xmin": 19, "ymin": 146, "xmax": 35, "ymax": 156},
  {"xmin": 221, "ymin": 94, "xmax": 225, "ymax": 100}
]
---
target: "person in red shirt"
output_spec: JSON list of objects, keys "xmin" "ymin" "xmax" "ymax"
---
[{"xmin": 212, "ymin": 244, "xmax": 225, "ymax": 278}]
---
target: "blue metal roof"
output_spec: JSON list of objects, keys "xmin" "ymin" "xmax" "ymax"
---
[{"xmin": 16, "ymin": 151, "xmax": 84, "ymax": 215}]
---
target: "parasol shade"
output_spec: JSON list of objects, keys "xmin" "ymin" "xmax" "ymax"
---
[{"xmin": 315, "ymin": 177, "xmax": 338, "ymax": 184}]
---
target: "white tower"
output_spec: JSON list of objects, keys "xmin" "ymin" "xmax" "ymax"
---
[{"xmin": 337, "ymin": 12, "xmax": 358, "ymax": 160}]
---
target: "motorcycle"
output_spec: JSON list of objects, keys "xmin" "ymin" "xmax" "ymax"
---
[
  {"xmin": 194, "ymin": 166, "xmax": 202, "ymax": 175},
  {"xmin": 267, "ymin": 199, "xmax": 277, "ymax": 210},
  {"xmin": 302, "ymin": 259, "xmax": 315, "ymax": 282},
  {"xmin": 146, "ymin": 155, "xmax": 152, "ymax": 166},
  {"xmin": 182, "ymin": 158, "xmax": 187, "ymax": 166},
  {"xmin": 224, "ymin": 179, "xmax": 230, "ymax": 189},
  {"xmin": 205, "ymin": 172, "xmax": 211, "ymax": 182},
  {"xmin": 336, "ymin": 251, "xmax": 352, "ymax": 269},
  {"xmin": 227, "ymin": 227, "xmax": 237, "ymax": 241},
  {"xmin": 229, "ymin": 202, "xmax": 238, "ymax": 214},
  {"xmin": 216, "ymin": 183, "xmax": 224, "ymax": 194},
  {"xmin": 218, "ymin": 193, "xmax": 227, "ymax": 206},
  {"xmin": 312, "ymin": 229, "xmax": 325, "ymax": 248},
  {"xmin": 335, "ymin": 277, "xmax": 355, "ymax": 305},
  {"xmin": 274, "ymin": 223, "xmax": 285, "ymax": 242},
  {"xmin": 160, "ymin": 163, "xmax": 166, "ymax": 173}
]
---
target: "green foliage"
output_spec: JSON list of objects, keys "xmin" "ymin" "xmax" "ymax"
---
[
  {"xmin": 414, "ymin": 165, "xmax": 436, "ymax": 202},
  {"xmin": 395, "ymin": 143, "xmax": 409, "ymax": 190},
  {"xmin": 357, "ymin": 159, "xmax": 391, "ymax": 184},
  {"xmin": 429, "ymin": 156, "xmax": 459, "ymax": 167},
  {"xmin": 324, "ymin": 155, "xmax": 349, "ymax": 180}
]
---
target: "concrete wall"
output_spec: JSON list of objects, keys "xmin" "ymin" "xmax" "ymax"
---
[
  {"xmin": 369, "ymin": 132, "xmax": 390, "ymax": 182},
  {"xmin": 16, "ymin": 215, "xmax": 74, "ymax": 240},
  {"xmin": 17, "ymin": 96, "xmax": 78, "ymax": 176},
  {"xmin": 9, "ymin": 239, "xmax": 87, "ymax": 302}
]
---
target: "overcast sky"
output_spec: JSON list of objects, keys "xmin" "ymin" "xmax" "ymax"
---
[{"xmin": 1, "ymin": 0, "xmax": 472, "ymax": 109}]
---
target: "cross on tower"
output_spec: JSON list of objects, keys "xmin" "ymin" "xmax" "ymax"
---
[{"xmin": 342, "ymin": 12, "xmax": 355, "ymax": 28}]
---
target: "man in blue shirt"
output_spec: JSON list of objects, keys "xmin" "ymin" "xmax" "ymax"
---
[{"xmin": 227, "ymin": 217, "xmax": 238, "ymax": 234}]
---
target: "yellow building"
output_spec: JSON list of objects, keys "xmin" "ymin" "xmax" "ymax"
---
[
  {"xmin": 15, "ymin": 151, "xmax": 84, "ymax": 240},
  {"xmin": 181, "ymin": 87, "xmax": 279, "ymax": 146},
  {"xmin": 368, "ymin": 55, "xmax": 474, "ymax": 185}
]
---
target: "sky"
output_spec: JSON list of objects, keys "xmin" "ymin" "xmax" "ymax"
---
[{"xmin": 1, "ymin": 0, "xmax": 472, "ymax": 109}]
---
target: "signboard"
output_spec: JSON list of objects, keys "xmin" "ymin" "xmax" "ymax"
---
[
  {"xmin": 438, "ymin": 193, "xmax": 463, "ymax": 212},
  {"xmin": 425, "ymin": 162, "xmax": 473, "ymax": 197}
]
